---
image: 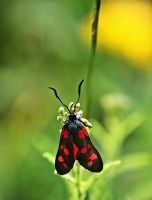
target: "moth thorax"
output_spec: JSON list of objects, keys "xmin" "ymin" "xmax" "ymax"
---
[{"xmin": 69, "ymin": 113, "xmax": 76, "ymax": 121}]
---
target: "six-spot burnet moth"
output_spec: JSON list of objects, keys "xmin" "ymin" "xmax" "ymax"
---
[{"xmin": 49, "ymin": 80, "xmax": 103, "ymax": 175}]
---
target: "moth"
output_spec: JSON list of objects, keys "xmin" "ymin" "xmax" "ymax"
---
[{"xmin": 49, "ymin": 80, "xmax": 103, "ymax": 175}]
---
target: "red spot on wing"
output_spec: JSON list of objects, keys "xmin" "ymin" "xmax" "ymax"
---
[
  {"xmin": 60, "ymin": 145, "xmax": 64, "ymax": 150},
  {"xmin": 88, "ymin": 161, "xmax": 93, "ymax": 166},
  {"xmin": 73, "ymin": 143, "xmax": 78, "ymax": 159},
  {"xmin": 63, "ymin": 129, "xmax": 69, "ymax": 138},
  {"xmin": 64, "ymin": 148, "xmax": 70, "ymax": 156},
  {"xmin": 79, "ymin": 130, "xmax": 84, "ymax": 139},
  {"xmin": 87, "ymin": 144, "xmax": 91, "ymax": 149},
  {"xmin": 90, "ymin": 153, "xmax": 97, "ymax": 160},
  {"xmin": 63, "ymin": 163, "xmax": 68, "ymax": 169},
  {"xmin": 58, "ymin": 156, "xmax": 64, "ymax": 163},
  {"xmin": 81, "ymin": 147, "xmax": 87, "ymax": 153},
  {"xmin": 61, "ymin": 128, "xmax": 69, "ymax": 139},
  {"xmin": 83, "ymin": 127, "xmax": 89, "ymax": 136}
]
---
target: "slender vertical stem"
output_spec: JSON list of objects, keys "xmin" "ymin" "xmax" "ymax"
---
[
  {"xmin": 77, "ymin": 165, "xmax": 82, "ymax": 199},
  {"xmin": 75, "ymin": 1, "xmax": 101, "ymax": 200},
  {"xmin": 75, "ymin": 163, "xmax": 83, "ymax": 200},
  {"xmin": 85, "ymin": 0, "xmax": 101, "ymax": 119}
]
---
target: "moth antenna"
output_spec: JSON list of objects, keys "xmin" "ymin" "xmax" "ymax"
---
[
  {"xmin": 49, "ymin": 87, "xmax": 70, "ymax": 112},
  {"xmin": 69, "ymin": 103, "xmax": 74, "ymax": 111},
  {"xmin": 74, "ymin": 79, "xmax": 84, "ymax": 111}
]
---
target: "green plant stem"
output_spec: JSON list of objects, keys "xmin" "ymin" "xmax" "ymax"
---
[
  {"xmin": 76, "ymin": 165, "xmax": 82, "ymax": 200},
  {"xmin": 75, "ymin": 1, "xmax": 101, "ymax": 200},
  {"xmin": 85, "ymin": 0, "xmax": 101, "ymax": 119}
]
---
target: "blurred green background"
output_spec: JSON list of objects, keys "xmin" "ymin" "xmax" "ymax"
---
[{"xmin": 0, "ymin": 0, "xmax": 152, "ymax": 200}]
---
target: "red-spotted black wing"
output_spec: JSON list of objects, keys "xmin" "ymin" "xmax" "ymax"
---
[
  {"xmin": 73, "ymin": 127, "xmax": 103, "ymax": 172},
  {"xmin": 55, "ymin": 126, "xmax": 78, "ymax": 175}
]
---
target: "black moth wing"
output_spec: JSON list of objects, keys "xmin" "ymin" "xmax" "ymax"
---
[
  {"xmin": 73, "ymin": 125, "xmax": 103, "ymax": 172},
  {"xmin": 55, "ymin": 126, "xmax": 76, "ymax": 175}
]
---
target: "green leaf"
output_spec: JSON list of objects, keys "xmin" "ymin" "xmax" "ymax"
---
[
  {"xmin": 43, "ymin": 152, "xmax": 55, "ymax": 165},
  {"xmin": 119, "ymin": 152, "xmax": 151, "ymax": 174},
  {"xmin": 83, "ymin": 160, "xmax": 121, "ymax": 191}
]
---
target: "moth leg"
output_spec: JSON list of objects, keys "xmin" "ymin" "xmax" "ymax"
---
[{"xmin": 78, "ymin": 119, "xmax": 93, "ymax": 128}]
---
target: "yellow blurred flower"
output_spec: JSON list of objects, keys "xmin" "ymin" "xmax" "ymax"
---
[{"xmin": 82, "ymin": 1, "xmax": 152, "ymax": 68}]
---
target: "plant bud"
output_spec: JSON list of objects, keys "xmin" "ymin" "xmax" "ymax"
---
[
  {"xmin": 64, "ymin": 112, "xmax": 68, "ymax": 117},
  {"xmin": 58, "ymin": 107, "xmax": 65, "ymax": 115},
  {"xmin": 57, "ymin": 116, "xmax": 62, "ymax": 121},
  {"xmin": 68, "ymin": 102, "xmax": 74, "ymax": 110},
  {"xmin": 79, "ymin": 110, "xmax": 83, "ymax": 116},
  {"xmin": 76, "ymin": 103, "xmax": 80, "ymax": 110}
]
